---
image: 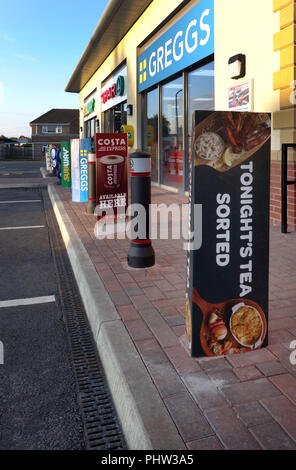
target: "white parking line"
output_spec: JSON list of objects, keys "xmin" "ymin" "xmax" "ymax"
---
[
  {"xmin": 0, "ymin": 225, "xmax": 45, "ymax": 231},
  {"xmin": 0, "ymin": 200, "xmax": 42, "ymax": 204},
  {"xmin": 0, "ymin": 295, "xmax": 56, "ymax": 308}
]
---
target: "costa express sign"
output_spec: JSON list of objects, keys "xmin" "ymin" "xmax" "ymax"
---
[{"xmin": 101, "ymin": 76, "xmax": 125, "ymax": 104}]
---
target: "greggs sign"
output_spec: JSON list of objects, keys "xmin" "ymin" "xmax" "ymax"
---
[{"xmin": 138, "ymin": 0, "xmax": 214, "ymax": 93}]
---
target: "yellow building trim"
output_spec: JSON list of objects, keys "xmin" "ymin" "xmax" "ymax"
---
[
  {"xmin": 273, "ymin": 108, "xmax": 296, "ymax": 128},
  {"xmin": 280, "ymin": 2, "xmax": 296, "ymax": 29},
  {"xmin": 274, "ymin": 0, "xmax": 294, "ymax": 13},
  {"xmin": 273, "ymin": 65, "xmax": 295, "ymax": 89},
  {"xmin": 280, "ymin": 44, "xmax": 296, "ymax": 67},
  {"xmin": 273, "ymin": 23, "xmax": 296, "ymax": 50},
  {"xmin": 280, "ymin": 129, "xmax": 296, "ymax": 152},
  {"xmin": 280, "ymin": 86, "xmax": 294, "ymax": 107}
]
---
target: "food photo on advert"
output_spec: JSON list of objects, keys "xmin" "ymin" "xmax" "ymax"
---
[{"xmin": 186, "ymin": 111, "xmax": 271, "ymax": 358}]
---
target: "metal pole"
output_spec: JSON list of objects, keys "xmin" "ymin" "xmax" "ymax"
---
[
  {"xmin": 86, "ymin": 152, "xmax": 96, "ymax": 214},
  {"xmin": 127, "ymin": 151, "xmax": 155, "ymax": 268},
  {"xmin": 281, "ymin": 144, "xmax": 288, "ymax": 233}
]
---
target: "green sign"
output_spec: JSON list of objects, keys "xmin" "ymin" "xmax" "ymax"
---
[
  {"xmin": 116, "ymin": 76, "xmax": 125, "ymax": 96},
  {"xmin": 61, "ymin": 141, "xmax": 71, "ymax": 188},
  {"xmin": 87, "ymin": 99, "xmax": 95, "ymax": 115}
]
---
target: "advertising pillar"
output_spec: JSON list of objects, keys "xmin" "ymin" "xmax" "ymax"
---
[
  {"xmin": 95, "ymin": 133, "xmax": 128, "ymax": 218},
  {"xmin": 45, "ymin": 146, "xmax": 51, "ymax": 172},
  {"xmin": 71, "ymin": 138, "xmax": 92, "ymax": 202},
  {"xmin": 186, "ymin": 111, "xmax": 271, "ymax": 358},
  {"xmin": 61, "ymin": 141, "xmax": 71, "ymax": 188}
]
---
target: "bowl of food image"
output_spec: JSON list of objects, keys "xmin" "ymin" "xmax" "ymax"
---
[
  {"xmin": 192, "ymin": 289, "xmax": 267, "ymax": 356},
  {"xmin": 230, "ymin": 302, "xmax": 264, "ymax": 349}
]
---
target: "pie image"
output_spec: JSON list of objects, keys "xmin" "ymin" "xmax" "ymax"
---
[{"xmin": 230, "ymin": 305, "xmax": 262, "ymax": 346}]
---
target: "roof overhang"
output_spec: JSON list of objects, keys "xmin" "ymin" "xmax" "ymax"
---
[
  {"xmin": 30, "ymin": 122, "xmax": 71, "ymax": 126},
  {"xmin": 65, "ymin": 0, "xmax": 154, "ymax": 93}
]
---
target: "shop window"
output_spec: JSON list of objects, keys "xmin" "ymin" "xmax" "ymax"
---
[
  {"xmin": 103, "ymin": 102, "xmax": 127, "ymax": 133},
  {"xmin": 188, "ymin": 61, "xmax": 215, "ymax": 159},
  {"xmin": 84, "ymin": 118, "xmax": 96, "ymax": 139},
  {"xmin": 140, "ymin": 59, "xmax": 214, "ymax": 193},
  {"xmin": 143, "ymin": 88, "xmax": 158, "ymax": 183},
  {"xmin": 161, "ymin": 76, "xmax": 183, "ymax": 190}
]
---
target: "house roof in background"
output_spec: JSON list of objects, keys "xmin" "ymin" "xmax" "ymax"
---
[
  {"xmin": 0, "ymin": 137, "xmax": 19, "ymax": 144},
  {"xmin": 30, "ymin": 109, "xmax": 79, "ymax": 125},
  {"xmin": 65, "ymin": 0, "xmax": 154, "ymax": 93}
]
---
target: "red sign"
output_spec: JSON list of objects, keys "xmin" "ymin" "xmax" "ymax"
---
[
  {"xmin": 95, "ymin": 133, "xmax": 128, "ymax": 218},
  {"xmin": 167, "ymin": 151, "xmax": 183, "ymax": 183},
  {"xmin": 101, "ymin": 83, "xmax": 117, "ymax": 104}
]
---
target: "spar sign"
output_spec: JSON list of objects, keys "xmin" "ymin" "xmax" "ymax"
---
[{"xmin": 138, "ymin": 0, "xmax": 214, "ymax": 93}]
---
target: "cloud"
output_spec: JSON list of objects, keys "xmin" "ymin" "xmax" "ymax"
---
[
  {"xmin": 14, "ymin": 53, "xmax": 37, "ymax": 62},
  {"xmin": 0, "ymin": 82, "xmax": 4, "ymax": 105},
  {"xmin": 0, "ymin": 33, "xmax": 16, "ymax": 43}
]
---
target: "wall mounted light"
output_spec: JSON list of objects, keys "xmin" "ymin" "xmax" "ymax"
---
[
  {"xmin": 126, "ymin": 104, "xmax": 133, "ymax": 116},
  {"xmin": 228, "ymin": 54, "xmax": 246, "ymax": 80}
]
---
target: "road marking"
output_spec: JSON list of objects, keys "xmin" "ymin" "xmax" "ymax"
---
[
  {"xmin": 0, "ymin": 225, "xmax": 45, "ymax": 230},
  {"xmin": 0, "ymin": 200, "xmax": 42, "ymax": 204},
  {"xmin": 0, "ymin": 295, "xmax": 56, "ymax": 308},
  {"xmin": 0, "ymin": 170, "xmax": 39, "ymax": 175}
]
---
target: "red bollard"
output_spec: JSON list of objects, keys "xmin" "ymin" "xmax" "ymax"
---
[{"xmin": 86, "ymin": 152, "xmax": 96, "ymax": 214}]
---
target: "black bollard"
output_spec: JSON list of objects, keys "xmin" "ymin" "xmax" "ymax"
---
[
  {"xmin": 86, "ymin": 152, "xmax": 97, "ymax": 214},
  {"xmin": 127, "ymin": 151, "xmax": 155, "ymax": 268}
]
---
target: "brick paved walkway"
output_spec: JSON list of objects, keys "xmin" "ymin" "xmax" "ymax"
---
[{"xmin": 57, "ymin": 185, "xmax": 296, "ymax": 450}]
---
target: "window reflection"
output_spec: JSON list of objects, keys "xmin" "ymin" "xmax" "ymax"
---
[
  {"xmin": 161, "ymin": 76, "xmax": 183, "ymax": 190},
  {"xmin": 143, "ymin": 88, "xmax": 158, "ymax": 182},
  {"xmin": 141, "ymin": 60, "xmax": 214, "ymax": 192},
  {"xmin": 188, "ymin": 62, "xmax": 215, "ymax": 170}
]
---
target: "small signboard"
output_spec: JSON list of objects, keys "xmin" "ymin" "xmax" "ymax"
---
[
  {"xmin": 45, "ymin": 146, "xmax": 51, "ymax": 172},
  {"xmin": 186, "ymin": 110, "xmax": 271, "ymax": 357},
  {"xmin": 71, "ymin": 138, "xmax": 92, "ymax": 202},
  {"xmin": 61, "ymin": 141, "xmax": 71, "ymax": 188},
  {"xmin": 95, "ymin": 133, "xmax": 128, "ymax": 217},
  {"xmin": 228, "ymin": 80, "xmax": 253, "ymax": 111}
]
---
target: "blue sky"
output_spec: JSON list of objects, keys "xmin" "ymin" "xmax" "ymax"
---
[{"xmin": 0, "ymin": 0, "xmax": 109, "ymax": 137}]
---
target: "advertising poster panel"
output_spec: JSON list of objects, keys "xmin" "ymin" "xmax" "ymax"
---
[
  {"xmin": 186, "ymin": 111, "xmax": 271, "ymax": 357},
  {"xmin": 49, "ymin": 144, "xmax": 60, "ymax": 174},
  {"xmin": 61, "ymin": 141, "xmax": 71, "ymax": 188},
  {"xmin": 71, "ymin": 138, "xmax": 92, "ymax": 202},
  {"xmin": 228, "ymin": 80, "xmax": 253, "ymax": 112},
  {"xmin": 45, "ymin": 146, "xmax": 51, "ymax": 172},
  {"xmin": 167, "ymin": 151, "xmax": 183, "ymax": 183},
  {"xmin": 95, "ymin": 133, "xmax": 128, "ymax": 217}
]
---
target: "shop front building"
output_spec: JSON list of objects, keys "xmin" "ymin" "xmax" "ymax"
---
[
  {"xmin": 83, "ymin": 91, "xmax": 98, "ymax": 143},
  {"xmin": 101, "ymin": 64, "xmax": 128, "ymax": 133},
  {"xmin": 66, "ymin": 0, "xmax": 296, "ymax": 230}
]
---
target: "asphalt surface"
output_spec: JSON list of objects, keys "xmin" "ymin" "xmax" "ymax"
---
[
  {"xmin": 0, "ymin": 185, "xmax": 85, "ymax": 449},
  {"xmin": 0, "ymin": 161, "xmax": 45, "ymax": 179}
]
